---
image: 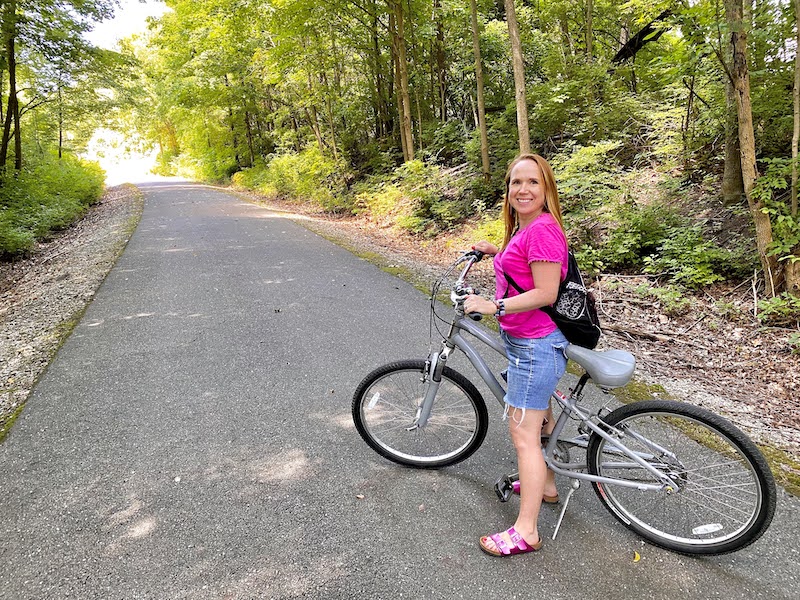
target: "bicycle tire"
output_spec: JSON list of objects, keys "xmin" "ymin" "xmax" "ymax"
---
[
  {"xmin": 586, "ymin": 400, "xmax": 776, "ymax": 555},
  {"xmin": 352, "ymin": 359, "xmax": 489, "ymax": 468}
]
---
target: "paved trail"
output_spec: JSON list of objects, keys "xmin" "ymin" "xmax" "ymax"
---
[{"xmin": 1, "ymin": 183, "xmax": 798, "ymax": 599}]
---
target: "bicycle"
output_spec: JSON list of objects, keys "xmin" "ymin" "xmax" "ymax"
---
[{"xmin": 351, "ymin": 250, "xmax": 777, "ymax": 556}]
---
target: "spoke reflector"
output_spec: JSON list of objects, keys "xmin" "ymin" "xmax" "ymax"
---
[
  {"xmin": 367, "ymin": 392, "xmax": 380, "ymax": 409},
  {"xmin": 692, "ymin": 524, "xmax": 724, "ymax": 535}
]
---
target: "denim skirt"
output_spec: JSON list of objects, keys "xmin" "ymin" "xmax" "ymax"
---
[{"xmin": 501, "ymin": 329, "xmax": 568, "ymax": 412}]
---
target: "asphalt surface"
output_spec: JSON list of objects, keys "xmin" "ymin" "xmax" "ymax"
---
[{"xmin": 1, "ymin": 182, "xmax": 798, "ymax": 599}]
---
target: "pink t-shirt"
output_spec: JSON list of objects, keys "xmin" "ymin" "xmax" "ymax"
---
[{"xmin": 493, "ymin": 212, "xmax": 568, "ymax": 338}]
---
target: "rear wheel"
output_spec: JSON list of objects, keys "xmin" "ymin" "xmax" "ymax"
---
[
  {"xmin": 352, "ymin": 360, "xmax": 489, "ymax": 468},
  {"xmin": 586, "ymin": 400, "xmax": 776, "ymax": 555}
]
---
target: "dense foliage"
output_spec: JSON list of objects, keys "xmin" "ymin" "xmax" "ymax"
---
[
  {"xmin": 2, "ymin": 1, "xmax": 799, "ymax": 323},
  {"xmin": 0, "ymin": 153, "xmax": 105, "ymax": 255},
  {"xmin": 124, "ymin": 1, "xmax": 797, "ymax": 302},
  {"xmin": 0, "ymin": 0, "xmax": 134, "ymax": 255}
]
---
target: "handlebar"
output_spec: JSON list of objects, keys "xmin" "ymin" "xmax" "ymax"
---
[{"xmin": 451, "ymin": 250, "xmax": 487, "ymax": 321}]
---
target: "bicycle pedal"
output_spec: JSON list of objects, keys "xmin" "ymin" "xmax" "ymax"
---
[{"xmin": 494, "ymin": 475, "xmax": 514, "ymax": 503}]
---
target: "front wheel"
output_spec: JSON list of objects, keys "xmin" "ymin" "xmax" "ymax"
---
[
  {"xmin": 586, "ymin": 400, "xmax": 776, "ymax": 555},
  {"xmin": 352, "ymin": 359, "xmax": 489, "ymax": 468}
]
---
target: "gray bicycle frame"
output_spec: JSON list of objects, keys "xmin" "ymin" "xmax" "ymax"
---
[{"xmin": 421, "ymin": 309, "xmax": 679, "ymax": 493}]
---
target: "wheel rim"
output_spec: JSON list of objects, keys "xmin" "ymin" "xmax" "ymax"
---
[
  {"xmin": 594, "ymin": 411, "xmax": 764, "ymax": 548},
  {"xmin": 358, "ymin": 368, "xmax": 481, "ymax": 465}
]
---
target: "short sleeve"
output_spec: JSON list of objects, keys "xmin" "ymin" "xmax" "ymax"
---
[{"xmin": 524, "ymin": 217, "xmax": 567, "ymax": 265}]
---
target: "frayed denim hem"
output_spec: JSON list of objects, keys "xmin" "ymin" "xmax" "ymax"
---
[{"xmin": 503, "ymin": 403, "xmax": 528, "ymax": 426}]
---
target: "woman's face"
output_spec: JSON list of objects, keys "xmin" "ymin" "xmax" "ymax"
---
[{"xmin": 508, "ymin": 159, "xmax": 546, "ymax": 224}]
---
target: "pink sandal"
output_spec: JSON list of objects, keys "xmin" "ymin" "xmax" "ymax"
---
[{"xmin": 480, "ymin": 527, "xmax": 543, "ymax": 557}]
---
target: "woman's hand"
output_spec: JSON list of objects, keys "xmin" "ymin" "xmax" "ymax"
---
[
  {"xmin": 472, "ymin": 241, "xmax": 499, "ymax": 255},
  {"xmin": 463, "ymin": 294, "xmax": 497, "ymax": 316}
]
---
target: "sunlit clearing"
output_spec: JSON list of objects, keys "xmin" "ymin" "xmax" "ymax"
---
[{"xmin": 84, "ymin": 128, "xmax": 178, "ymax": 186}]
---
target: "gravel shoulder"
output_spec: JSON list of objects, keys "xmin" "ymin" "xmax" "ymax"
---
[
  {"xmin": 0, "ymin": 185, "xmax": 143, "ymax": 438},
  {"xmin": 2, "ymin": 182, "xmax": 797, "ymax": 494}
]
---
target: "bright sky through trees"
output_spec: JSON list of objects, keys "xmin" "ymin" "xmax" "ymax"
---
[
  {"xmin": 86, "ymin": 0, "xmax": 169, "ymax": 50},
  {"xmin": 84, "ymin": 2, "xmax": 174, "ymax": 184}
]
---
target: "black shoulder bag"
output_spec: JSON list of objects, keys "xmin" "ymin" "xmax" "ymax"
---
[{"xmin": 503, "ymin": 251, "xmax": 602, "ymax": 349}]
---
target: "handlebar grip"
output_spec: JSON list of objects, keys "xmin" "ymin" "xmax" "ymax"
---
[
  {"xmin": 468, "ymin": 312, "xmax": 483, "ymax": 321},
  {"xmin": 468, "ymin": 249, "xmax": 485, "ymax": 261}
]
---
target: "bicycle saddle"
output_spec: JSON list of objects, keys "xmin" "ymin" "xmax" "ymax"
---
[{"xmin": 565, "ymin": 345, "xmax": 635, "ymax": 389}]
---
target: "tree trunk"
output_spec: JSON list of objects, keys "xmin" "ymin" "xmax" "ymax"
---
[
  {"xmin": 559, "ymin": 11, "xmax": 574, "ymax": 56},
  {"xmin": 725, "ymin": 0, "xmax": 780, "ymax": 294},
  {"xmin": 585, "ymin": 0, "xmax": 594, "ymax": 61},
  {"xmin": 244, "ymin": 110, "xmax": 255, "ymax": 167},
  {"xmin": 223, "ymin": 75, "xmax": 240, "ymax": 166},
  {"xmin": 0, "ymin": 0, "xmax": 18, "ymax": 172},
  {"xmin": 504, "ymin": 0, "xmax": 529, "ymax": 153},
  {"xmin": 435, "ymin": 0, "xmax": 447, "ymax": 122},
  {"xmin": 389, "ymin": 8, "xmax": 405, "ymax": 155},
  {"xmin": 389, "ymin": 0, "xmax": 414, "ymax": 161},
  {"xmin": 470, "ymin": 0, "xmax": 490, "ymax": 181},
  {"xmin": 787, "ymin": 0, "xmax": 800, "ymax": 296},
  {"xmin": 370, "ymin": 2, "xmax": 389, "ymax": 138},
  {"xmin": 682, "ymin": 74, "xmax": 695, "ymax": 169},
  {"xmin": 306, "ymin": 106, "xmax": 324, "ymax": 153},
  {"xmin": 793, "ymin": 0, "xmax": 800, "ymax": 219},
  {"xmin": 722, "ymin": 76, "xmax": 745, "ymax": 205},
  {"xmin": 323, "ymin": 72, "xmax": 339, "ymax": 160},
  {"xmin": 58, "ymin": 86, "xmax": 63, "ymax": 159}
]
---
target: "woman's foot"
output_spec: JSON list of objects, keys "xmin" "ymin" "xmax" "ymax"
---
[{"xmin": 479, "ymin": 527, "xmax": 543, "ymax": 557}]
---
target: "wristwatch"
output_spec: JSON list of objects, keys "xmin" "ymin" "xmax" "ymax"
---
[{"xmin": 493, "ymin": 299, "xmax": 506, "ymax": 317}]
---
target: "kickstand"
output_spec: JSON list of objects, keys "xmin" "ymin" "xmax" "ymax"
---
[{"xmin": 552, "ymin": 479, "xmax": 580, "ymax": 540}]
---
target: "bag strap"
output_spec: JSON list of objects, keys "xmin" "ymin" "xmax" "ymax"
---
[
  {"xmin": 503, "ymin": 271, "xmax": 527, "ymax": 296},
  {"xmin": 502, "ymin": 251, "xmax": 573, "ymax": 297}
]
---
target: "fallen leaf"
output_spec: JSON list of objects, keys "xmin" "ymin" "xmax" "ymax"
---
[
  {"xmin": 356, "ymin": 494, "xmax": 365, "ymax": 500},
  {"xmin": 633, "ymin": 551, "xmax": 641, "ymax": 562}
]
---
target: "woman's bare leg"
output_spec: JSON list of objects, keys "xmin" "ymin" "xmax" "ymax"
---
[
  {"xmin": 481, "ymin": 407, "xmax": 547, "ymax": 552},
  {"xmin": 541, "ymin": 404, "xmax": 558, "ymax": 499}
]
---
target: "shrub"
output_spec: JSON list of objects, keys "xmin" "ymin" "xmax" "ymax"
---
[
  {"xmin": 428, "ymin": 121, "xmax": 468, "ymax": 166},
  {"xmin": 232, "ymin": 147, "xmax": 350, "ymax": 212},
  {"xmin": 754, "ymin": 158, "xmax": 800, "ymax": 266},
  {"xmin": 634, "ymin": 283, "xmax": 692, "ymax": 316},
  {"xmin": 550, "ymin": 141, "xmax": 625, "ymax": 213},
  {"xmin": 0, "ymin": 153, "xmax": 105, "ymax": 256},
  {"xmin": 757, "ymin": 292, "xmax": 800, "ymax": 327},
  {"xmin": 643, "ymin": 225, "xmax": 752, "ymax": 288},
  {"xmin": 602, "ymin": 203, "xmax": 683, "ymax": 270}
]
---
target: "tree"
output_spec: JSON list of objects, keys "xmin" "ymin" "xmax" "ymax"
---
[
  {"xmin": 505, "ymin": 0, "xmax": 529, "ymax": 153},
  {"xmin": 724, "ymin": 0, "xmax": 780, "ymax": 294},
  {"xmin": 0, "ymin": 0, "xmax": 21, "ymax": 171},
  {"xmin": 470, "ymin": 0, "xmax": 490, "ymax": 181},
  {"xmin": 794, "ymin": 0, "xmax": 799, "ymax": 220},
  {"xmin": 0, "ymin": 0, "xmax": 116, "ymax": 171},
  {"xmin": 388, "ymin": 0, "xmax": 414, "ymax": 161},
  {"xmin": 789, "ymin": 0, "xmax": 800, "ymax": 295}
]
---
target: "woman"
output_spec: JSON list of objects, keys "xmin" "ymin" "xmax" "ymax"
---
[{"xmin": 463, "ymin": 153, "xmax": 569, "ymax": 557}]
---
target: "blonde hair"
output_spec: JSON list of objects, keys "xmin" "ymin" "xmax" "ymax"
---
[{"xmin": 500, "ymin": 153, "xmax": 565, "ymax": 249}]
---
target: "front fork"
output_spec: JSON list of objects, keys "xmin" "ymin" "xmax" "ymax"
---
[{"xmin": 410, "ymin": 343, "xmax": 454, "ymax": 430}]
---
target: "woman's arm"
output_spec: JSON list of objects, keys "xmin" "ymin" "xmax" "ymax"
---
[{"xmin": 463, "ymin": 261, "xmax": 561, "ymax": 316}]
